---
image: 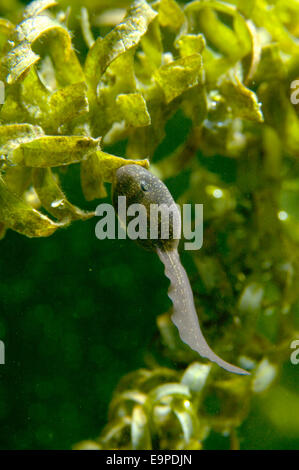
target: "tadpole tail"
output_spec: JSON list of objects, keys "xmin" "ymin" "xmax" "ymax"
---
[{"xmin": 157, "ymin": 248, "xmax": 250, "ymax": 376}]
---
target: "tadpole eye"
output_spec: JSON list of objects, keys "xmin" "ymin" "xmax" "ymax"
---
[{"xmin": 140, "ymin": 180, "xmax": 149, "ymax": 192}]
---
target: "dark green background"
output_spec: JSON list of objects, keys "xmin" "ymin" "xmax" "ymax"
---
[{"xmin": 0, "ymin": 0, "xmax": 298, "ymax": 451}]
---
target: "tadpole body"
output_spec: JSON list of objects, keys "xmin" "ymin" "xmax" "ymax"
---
[{"xmin": 113, "ymin": 164, "xmax": 249, "ymax": 375}]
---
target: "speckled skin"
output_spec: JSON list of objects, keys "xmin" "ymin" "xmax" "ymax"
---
[{"xmin": 113, "ymin": 164, "xmax": 181, "ymax": 251}]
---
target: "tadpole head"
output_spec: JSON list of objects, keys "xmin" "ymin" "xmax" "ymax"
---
[{"xmin": 112, "ymin": 164, "xmax": 181, "ymax": 251}]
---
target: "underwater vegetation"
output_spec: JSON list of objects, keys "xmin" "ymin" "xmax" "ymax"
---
[{"xmin": 0, "ymin": 0, "xmax": 298, "ymax": 450}]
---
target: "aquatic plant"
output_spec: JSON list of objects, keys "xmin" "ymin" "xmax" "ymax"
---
[{"xmin": 0, "ymin": 0, "xmax": 298, "ymax": 450}]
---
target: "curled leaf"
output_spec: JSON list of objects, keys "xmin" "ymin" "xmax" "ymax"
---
[
  {"xmin": 181, "ymin": 362, "xmax": 211, "ymax": 393},
  {"xmin": 91, "ymin": 51, "xmax": 137, "ymax": 137},
  {"xmin": 14, "ymin": 15, "xmax": 84, "ymax": 86},
  {"xmin": 243, "ymin": 19, "xmax": 262, "ymax": 85},
  {"xmin": 80, "ymin": 6, "xmax": 95, "ymax": 49},
  {"xmin": 22, "ymin": 0, "xmax": 58, "ymax": 19},
  {"xmin": 220, "ymin": 76, "xmax": 264, "ymax": 122},
  {"xmin": 85, "ymin": 0, "xmax": 158, "ymax": 90},
  {"xmin": 185, "ymin": 0, "xmax": 251, "ymax": 60},
  {"xmin": 131, "ymin": 405, "xmax": 152, "ymax": 450},
  {"xmin": 148, "ymin": 383, "xmax": 190, "ymax": 403},
  {"xmin": 173, "ymin": 406, "xmax": 194, "ymax": 444},
  {"xmin": 239, "ymin": 0, "xmax": 299, "ymax": 54},
  {"xmin": 0, "ymin": 175, "xmax": 59, "ymax": 237},
  {"xmin": 3, "ymin": 42, "xmax": 40, "ymax": 84}
]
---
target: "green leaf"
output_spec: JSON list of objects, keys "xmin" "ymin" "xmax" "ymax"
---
[
  {"xmin": 2, "ymin": 42, "xmax": 40, "ymax": 84},
  {"xmin": 181, "ymin": 363, "xmax": 211, "ymax": 393},
  {"xmin": 131, "ymin": 405, "xmax": 152, "ymax": 450},
  {"xmin": 0, "ymin": 18, "xmax": 14, "ymax": 53},
  {"xmin": 80, "ymin": 153, "xmax": 107, "ymax": 202},
  {"xmin": 10, "ymin": 135, "xmax": 101, "ymax": 167},
  {"xmin": 80, "ymin": 6, "xmax": 95, "ymax": 49},
  {"xmin": 109, "ymin": 390, "xmax": 148, "ymax": 418},
  {"xmin": 239, "ymin": 0, "xmax": 299, "ymax": 55},
  {"xmin": 81, "ymin": 151, "xmax": 149, "ymax": 201},
  {"xmin": 258, "ymin": 81, "xmax": 299, "ymax": 157},
  {"xmin": 0, "ymin": 123, "xmax": 44, "ymax": 154},
  {"xmin": 48, "ymin": 82, "xmax": 89, "ymax": 130},
  {"xmin": 140, "ymin": 18, "xmax": 163, "ymax": 72},
  {"xmin": 116, "ymin": 93, "xmax": 151, "ymax": 127},
  {"xmin": 3, "ymin": 166, "xmax": 32, "ymax": 196},
  {"xmin": 100, "ymin": 416, "xmax": 132, "ymax": 448},
  {"xmin": 19, "ymin": 67, "xmax": 51, "ymax": 127},
  {"xmin": 126, "ymin": 82, "xmax": 179, "ymax": 158},
  {"xmin": 19, "ymin": 69, "xmax": 89, "ymax": 132},
  {"xmin": 22, "ymin": 0, "xmax": 58, "ymax": 19},
  {"xmin": 243, "ymin": 19, "xmax": 262, "ymax": 85},
  {"xmin": 0, "ymin": 175, "xmax": 60, "ymax": 237},
  {"xmin": 13, "ymin": 14, "xmax": 84, "ymax": 87},
  {"xmin": 220, "ymin": 76, "xmax": 264, "ymax": 122},
  {"xmin": 84, "ymin": 0, "xmax": 158, "ymax": 91},
  {"xmin": 91, "ymin": 51, "xmax": 137, "ymax": 137},
  {"xmin": 95, "ymin": 150, "xmax": 149, "ymax": 183},
  {"xmin": 33, "ymin": 167, "xmax": 94, "ymax": 223},
  {"xmin": 154, "ymin": 54, "xmax": 203, "ymax": 103},
  {"xmin": 148, "ymin": 383, "xmax": 190, "ymax": 403},
  {"xmin": 252, "ymin": 44, "xmax": 286, "ymax": 84},
  {"xmin": 73, "ymin": 440, "xmax": 102, "ymax": 450},
  {"xmin": 184, "ymin": 0, "xmax": 251, "ymax": 60},
  {"xmin": 158, "ymin": 0, "xmax": 185, "ymax": 31},
  {"xmin": 175, "ymin": 33, "xmax": 206, "ymax": 57},
  {"xmin": 173, "ymin": 406, "xmax": 194, "ymax": 444}
]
